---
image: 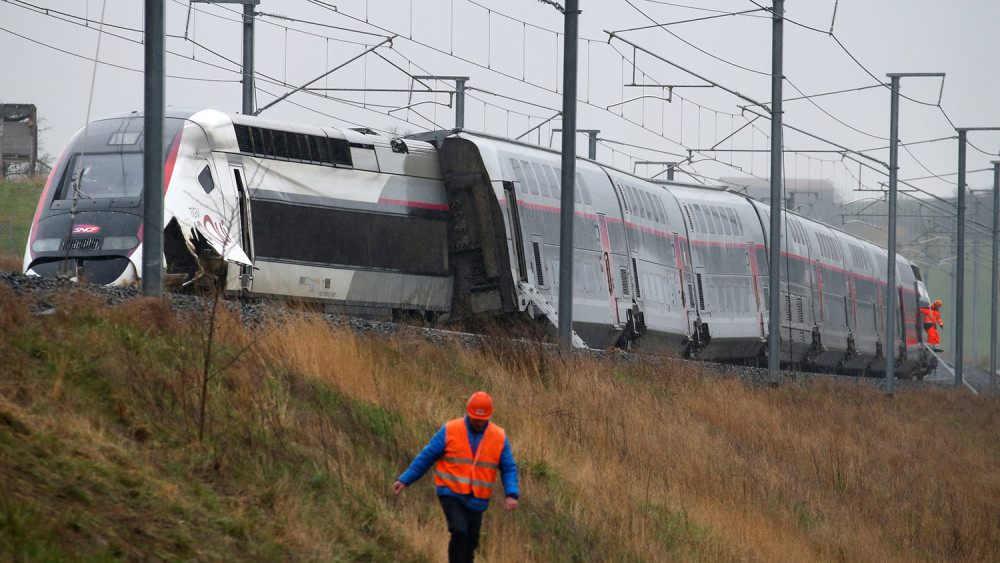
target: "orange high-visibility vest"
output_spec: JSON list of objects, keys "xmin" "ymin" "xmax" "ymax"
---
[
  {"xmin": 920, "ymin": 307, "xmax": 933, "ymax": 330},
  {"xmin": 434, "ymin": 418, "xmax": 506, "ymax": 500}
]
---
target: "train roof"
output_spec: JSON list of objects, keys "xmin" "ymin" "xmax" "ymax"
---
[
  {"xmin": 410, "ymin": 128, "xmax": 715, "ymax": 190},
  {"xmin": 412, "ymin": 128, "xmax": 915, "ymax": 271}
]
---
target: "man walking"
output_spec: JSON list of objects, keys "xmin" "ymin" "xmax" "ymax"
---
[{"xmin": 392, "ymin": 391, "xmax": 519, "ymax": 562}]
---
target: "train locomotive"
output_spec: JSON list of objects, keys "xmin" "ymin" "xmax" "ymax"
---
[
  {"xmin": 25, "ymin": 108, "xmax": 452, "ymax": 317},
  {"xmin": 24, "ymin": 109, "xmax": 938, "ymax": 378}
]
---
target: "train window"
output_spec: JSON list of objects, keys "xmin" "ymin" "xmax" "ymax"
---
[
  {"xmin": 786, "ymin": 257, "xmax": 809, "ymax": 285},
  {"xmin": 234, "ymin": 124, "xmax": 352, "ymax": 167},
  {"xmin": 626, "ymin": 186, "xmax": 644, "ymax": 220},
  {"xmin": 649, "ymin": 192, "xmax": 664, "ymax": 223},
  {"xmin": 197, "ymin": 165, "xmax": 215, "ymax": 194},
  {"xmin": 725, "ymin": 208, "xmax": 743, "ymax": 236},
  {"xmin": 530, "ymin": 162, "xmax": 552, "ymax": 197},
  {"xmin": 56, "ymin": 152, "xmax": 143, "ymax": 200},
  {"xmin": 577, "ymin": 174, "xmax": 593, "ymax": 205},
  {"xmin": 714, "ymin": 207, "xmax": 732, "ymax": 235},
  {"xmin": 832, "ymin": 237, "xmax": 844, "ymax": 262},
  {"xmin": 108, "ymin": 131, "xmax": 140, "ymax": 145},
  {"xmin": 633, "ymin": 189, "xmax": 648, "ymax": 220},
  {"xmin": 519, "ymin": 160, "xmax": 540, "ymax": 195},
  {"xmin": 696, "ymin": 205, "xmax": 712, "ymax": 234},
  {"xmin": 702, "ymin": 206, "xmax": 714, "ymax": 233},
  {"xmin": 708, "ymin": 205, "xmax": 730, "ymax": 235},
  {"xmin": 556, "ymin": 167, "xmax": 582, "ymax": 204},
  {"xmin": 544, "ymin": 165, "xmax": 562, "ymax": 200},
  {"xmin": 645, "ymin": 191, "xmax": 661, "ymax": 223},
  {"xmin": 652, "ymin": 196, "xmax": 668, "ymax": 225},
  {"xmin": 636, "ymin": 190, "xmax": 652, "ymax": 222},
  {"xmin": 697, "ymin": 206, "xmax": 716, "ymax": 234},
  {"xmin": 637, "ymin": 188, "xmax": 649, "ymax": 220},
  {"xmin": 817, "ymin": 234, "xmax": 830, "ymax": 259},
  {"xmin": 509, "ymin": 159, "xmax": 530, "ymax": 196},
  {"xmin": 787, "ymin": 220, "xmax": 799, "ymax": 245},
  {"xmin": 716, "ymin": 208, "xmax": 729, "ymax": 235}
]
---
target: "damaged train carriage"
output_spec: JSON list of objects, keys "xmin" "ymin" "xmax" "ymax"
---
[{"xmin": 24, "ymin": 108, "xmax": 452, "ymax": 318}]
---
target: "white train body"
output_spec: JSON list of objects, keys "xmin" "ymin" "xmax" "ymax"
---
[{"xmin": 25, "ymin": 109, "xmax": 452, "ymax": 316}]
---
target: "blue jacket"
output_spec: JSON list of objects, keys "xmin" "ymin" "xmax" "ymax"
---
[{"xmin": 398, "ymin": 416, "xmax": 519, "ymax": 513}]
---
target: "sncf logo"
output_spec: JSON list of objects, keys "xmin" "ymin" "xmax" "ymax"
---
[
  {"xmin": 203, "ymin": 215, "xmax": 233, "ymax": 245},
  {"xmin": 73, "ymin": 225, "xmax": 101, "ymax": 234}
]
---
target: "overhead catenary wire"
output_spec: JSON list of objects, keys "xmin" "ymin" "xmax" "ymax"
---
[
  {"xmin": 621, "ymin": 0, "xmax": 771, "ymax": 76},
  {"xmin": 5, "ymin": 0, "xmax": 994, "ymax": 210}
]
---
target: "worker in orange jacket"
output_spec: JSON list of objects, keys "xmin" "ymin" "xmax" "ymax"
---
[
  {"xmin": 393, "ymin": 392, "xmax": 519, "ymax": 563},
  {"xmin": 927, "ymin": 300, "xmax": 943, "ymax": 351},
  {"xmin": 920, "ymin": 304, "xmax": 934, "ymax": 344}
]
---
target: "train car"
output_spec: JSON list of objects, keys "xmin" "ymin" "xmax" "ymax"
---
[
  {"xmin": 657, "ymin": 184, "xmax": 768, "ymax": 362},
  {"xmin": 24, "ymin": 108, "xmax": 452, "ymax": 317},
  {"xmin": 417, "ymin": 128, "xmax": 935, "ymax": 377}
]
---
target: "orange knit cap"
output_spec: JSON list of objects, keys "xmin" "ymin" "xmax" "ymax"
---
[{"xmin": 466, "ymin": 391, "xmax": 493, "ymax": 420}]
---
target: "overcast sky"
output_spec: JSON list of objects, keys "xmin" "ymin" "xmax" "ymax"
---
[{"xmin": 2, "ymin": 0, "xmax": 999, "ymax": 201}]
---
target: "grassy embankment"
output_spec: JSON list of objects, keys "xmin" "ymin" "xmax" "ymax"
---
[
  {"xmin": 0, "ymin": 283, "xmax": 998, "ymax": 562},
  {"xmin": 0, "ymin": 179, "xmax": 44, "ymax": 271}
]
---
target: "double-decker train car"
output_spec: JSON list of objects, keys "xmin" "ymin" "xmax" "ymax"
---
[
  {"xmin": 24, "ymin": 108, "xmax": 452, "ymax": 317},
  {"xmin": 415, "ymin": 129, "xmax": 936, "ymax": 377}
]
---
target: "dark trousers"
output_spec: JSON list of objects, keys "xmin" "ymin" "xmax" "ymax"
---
[{"xmin": 438, "ymin": 495, "xmax": 484, "ymax": 563}]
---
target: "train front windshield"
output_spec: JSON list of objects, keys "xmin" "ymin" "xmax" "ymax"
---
[
  {"xmin": 56, "ymin": 152, "xmax": 144, "ymax": 200},
  {"xmin": 25, "ymin": 115, "xmax": 185, "ymax": 285}
]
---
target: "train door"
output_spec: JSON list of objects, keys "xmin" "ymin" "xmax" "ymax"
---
[
  {"xmin": 815, "ymin": 263, "xmax": 824, "ymax": 326},
  {"xmin": 232, "ymin": 166, "xmax": 254, "ymax": 291},
  {"xmin": 846, "ymin": 273, "xmax": 857, "ymax": 338},
  {"xmin": 674, "ymin": 235, "xmax": 697, "ymax": 336},
  {"xmin": 502, "ymin": 181, "xmax": 528, "ymax": 283},
  {"xmin": 896, "ymin": 285, "xmax": 907, "ymax": 355},
  {"xmin": 747, "ymin": 242, "xmax": 765, "ymax": 338},
  {"xmin": 596, "ymin": 213, "xmax": 620, "ymax": 325}
]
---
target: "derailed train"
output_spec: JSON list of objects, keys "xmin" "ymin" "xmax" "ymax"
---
[{"xmin": 25, "ymin": 108, "xmax": 937, "ymax": 377}]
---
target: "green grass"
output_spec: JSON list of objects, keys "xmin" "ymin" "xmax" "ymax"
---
[{"xmin": 0, "ymin": 179, "xmax": 44, "ymax": 260}]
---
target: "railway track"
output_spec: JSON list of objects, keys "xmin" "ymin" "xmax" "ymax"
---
[{"xmin": 0, "ymin": 269, "xmax": 962, "ymax": 393}]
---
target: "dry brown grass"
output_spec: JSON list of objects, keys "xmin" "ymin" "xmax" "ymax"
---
[
  {"xmin": 241, "ymin": 313, "xmax": 1000, "ymax": 561},
  {"xmin": 1, "ymin": 292, "xmax": 998, "ymax": 561},
  {"xmin": 0, "ymin": 253, "xmax": 22, "ymax": 272}
]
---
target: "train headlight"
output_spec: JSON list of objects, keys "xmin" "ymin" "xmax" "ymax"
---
[
  {"xmin": 102, "ymin": 236, "xmax": 139, "ymax": 250},
  {"xmin": 31, "ymin": 238, "xmax": 62, "ymax": 252}
]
